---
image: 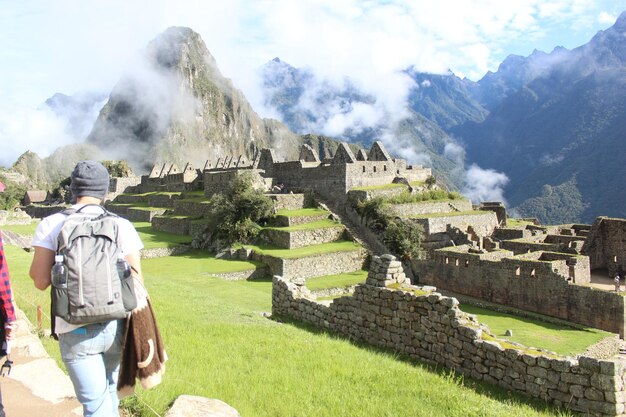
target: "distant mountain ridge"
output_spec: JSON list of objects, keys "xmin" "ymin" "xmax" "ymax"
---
[
  {"xmin": 260, "ymin": 58, "xmax": 464, "ymax": 189},
  {"xmin": 260, "ymin": 12, "xmax": 626, "ymax": 223},
  {"xmin": 87, "ymin": 27, "xmax": 306, "ymax": 171},
  {"xmin": 453, "ymin": 11, "xmax": 626, "ymax": 222}
]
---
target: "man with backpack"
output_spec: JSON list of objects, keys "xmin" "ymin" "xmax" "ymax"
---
[{"xmin": 29, "ymin": 161, "xmax": 144, "ymax": 417}]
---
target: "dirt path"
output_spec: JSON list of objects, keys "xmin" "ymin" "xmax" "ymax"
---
[{"xmin": 2, "ymin": 308, "xmax": 82, "ymax": 417}]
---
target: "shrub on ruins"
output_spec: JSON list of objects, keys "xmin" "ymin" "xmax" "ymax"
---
[
  {"xmin": 0, "ymin": 176, "xmax": 27, "ymax": 210},
  {"xmin": 386, "ymin": 189, "xmax": 463, "ymax": 204},
  {"xmin": 354, "ymin": 197, "xmax": 392, "ymax": 232},
  {"xmin": 102, "ymin": 160, "xmax": 133, "ymax": 177},
  {"xmin": 383, "ymin": 219, "xmax": 425, "ymax": 261},
  {"xmin": 425, "ymin": 175, "xmax": 436, "ymax": 189},
  {"xmin": 200, "ymin": 173, "xmax": 274, "ymax": 247}
]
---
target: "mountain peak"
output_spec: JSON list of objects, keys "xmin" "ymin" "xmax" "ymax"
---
[{"xmin": 615, "ymin": 11, "xmax": 626, "ymax": 33}]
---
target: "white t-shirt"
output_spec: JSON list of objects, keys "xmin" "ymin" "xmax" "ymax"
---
[{"xmin": 32, "ymin": 204, "xmax": 144, "ymax": 334}]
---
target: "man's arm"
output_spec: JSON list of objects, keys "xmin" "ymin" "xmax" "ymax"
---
[
  {"xmin": 30, "ymin": 246, "xmax": 55, "ymax": 290},
  {"xmin": 125, "ymin": 251, "xmax": 144, "ymax": 283}
]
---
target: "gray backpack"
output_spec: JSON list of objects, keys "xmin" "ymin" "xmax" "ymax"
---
[{"xmin": 52, "ymin": 205, "xmax": 137, "ymax": 326}]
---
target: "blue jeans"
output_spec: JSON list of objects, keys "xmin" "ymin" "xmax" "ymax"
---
[{"xmin": 59, "ymin": 320, "xmax": 125, "ymax": 417}]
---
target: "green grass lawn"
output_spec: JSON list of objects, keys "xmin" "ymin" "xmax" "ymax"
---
[
  {"xmin": 133, "ymin": 222, "xmax": 192, "ymax": 249},
  {"xmin": 306, "ymin": 270, "xmax": 368, "ymax": 291},
  {"xmin": 246, "ymin": 240, "xmax": 362, "ymax": 259},
  {"xmin": 1, "ymin": 222, "xmax": 38, "ymax": 235},
  {"xmin": 506, "ymin": 219, "xmax": 535, "ymax": 227},
  {"xmin": 4, "ymin": 244, "xmax": 570, "ymax": 417},
  {"xmin": 275, "ymin": 208, "xmax": 328, "ymax": 217},
  {"xmin": 460, "ymin": 304, "xmax": 612, "ymax": 356},
  {"xmin": 410, "ymin": 210, "xmax": 491, "ymax": 219},
  {"xmin": 351, "ymin": 183, "xmax": 407, "ymax": 191},
  {"xmin": 264, "ymin": 219, "xmax": 343, "ymax": 232}
]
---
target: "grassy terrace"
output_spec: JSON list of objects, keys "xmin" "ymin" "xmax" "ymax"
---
[
  {"xmin": 245, "ymin": 240, "xmax": 362, "ymax": 259},
  {"xmin": 306, "ymin": 270, "xmax": 368, "ymax": 291},
  {"xmin": 351, "ymin": 183, "xmax": 407, "ymax": 191},
  {"xmin": 5, "ymin": 243, "xmax": 568, "ymax": 417},
  {"xmin": 1, "ymin": 222, "xmax": 38, "ymax": 235},
  {"xmin": 132, "ymin": 222, "xmax": 192, "ymax": 249},
  {"xmin": 506, "ymin": 218, "xmax": 535, "ymax": 227},
  {"xmin": 410, "ymin": 210, "xmax": 491, "ymax": 219},
  {"xmin": 275, "ymin": 208, "xmax": 328, "ymax": 217},
  {"xmin": 263, "ymin": 219, "xmax": 342, "ymax": 232},
  {"xmin": 460, "ymin": 304, "xmax": 612, "ymax": 357},
  {"xmin": 120, "ymin": 191, "xmax": 182, "ymax": 197}
]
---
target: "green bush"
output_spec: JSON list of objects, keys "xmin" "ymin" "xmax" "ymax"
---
[
  {"xmin": 102, "ymin": 160, "xmax": 134, "ymax": 177},
  {"xmin": 355, "ymin": 197, "xmax": 391, "ymax": 231},
  {"xmin": 0, "ymin": 176, "xmax": 26, "ymax": 210},
  {"xmin": 354, "ymin": 196, "xmax": 425, "ymax": 261},
  {"xmin": 383, "ymin": 220, "xmax": 425, "ymax": 261},
  {"xmin": 203, "ymin": 173, "xmax": 274, "ymax": 246},
  {"xmin": 386, "ymin": 190, "xmax": 463, "ymax": 204}
]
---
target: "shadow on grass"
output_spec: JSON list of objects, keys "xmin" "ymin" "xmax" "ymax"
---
[{"xmin": 271, "ymin": 314, "xmax": 573, "ymax": 417}]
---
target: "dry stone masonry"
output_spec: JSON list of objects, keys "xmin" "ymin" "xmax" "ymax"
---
[{"xmin": 272, "ymin": 255, "xmax": 626, "ymax": 416}]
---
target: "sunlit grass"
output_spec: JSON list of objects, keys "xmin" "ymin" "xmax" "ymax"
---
[
  {"xmin": 275, "ymin": 208, "xmax": 328, "ymax": 217},
  {"xmin": 306, "ymin": 270, "xmax": 368, "ymax": 291},
  {"xmin": 132, "ymin": 222, "xmax": 192, "ymax": 249},
  {"xmin": 4, "ymin": 242, "xmax": 571, "ymax": 417},
  {"xmin": 460, "ymin": 304, "xmax": 612, "ymax": 356},
  {"xmin": 245, "ymin": 240, "xmax": 362, "ymax": 259}
]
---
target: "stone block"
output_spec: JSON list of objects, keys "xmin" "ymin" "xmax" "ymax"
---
[
  {"xmin": 604, "ymin": 390, "xmax": 625, "ymax": 404},
  {"xmin": 527, "ymin": 366, "xmax": 548, "ymax": 379},
  {"xmin": 591, "ymin": 373, "xmax": 621, "ymax": 391},
  {"xmin": 584, "ymin": 387, "xmax": 605, "ymax": 402},
  {"xmin": 561, "ymin": 372, "xmax": 590, "ymax": 386},
  {"xmin": 165, "ymin": 395, "xmax": 241, "ymax": 417},
  {"xmin": 578, "ymin": 356, "xmax": 600, "ymax": 373}
]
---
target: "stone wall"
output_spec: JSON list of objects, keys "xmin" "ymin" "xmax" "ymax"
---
[
  {"xmin": 22, "ymin": 205, "xmax": 65, "ymax": 219},
  {"xmin": 108, "ymin": 176, "xmax": 141, "ymax": 200},
  {"xmin": 582, "ymin": 218, "xmax": 626, "ymax": 277},
  {"xmin": 347, "ymin": 187, "xmax": 408, "ymax": 204},
  {"xmin": 148, "ymin": 194, "xmax": 180, "ymax": 208},
  {"xmin": 500, "ymin": 238, "xmax": 561, "ymax": 254},
  {"xmin": 0, "ymin": 209, "xmax": 33, "ymax": 226},
  {"xmin": 173, "ymin": 200, "xmax": 210, "ymax": 217},
  {"xmin": 253, "ymin": 248, "xmax": 367, "ymax": 281},
  {"xmin": 268, "ymin": 193, "xmax": 306, "ymax": 211},
  {"xmin": 272, "ymin": 213, "xmax": 329, "ymax": 227},
  {"xmin": 141, "ymin": 245, "xmax": 192, "ymax": 259},
  {"xmin": 272, "ymin": 255, "xmax": 626, "ymax": 416},
  {"xmin": 389, "ymin": 200, "xmax": 473, "ymax": 217},
  {"xmin": 262, "ymin": 226, "xmax": 345, "ymax": 249},
  {"xmin": 151, "ymin": 216, "xmax": 191, "ymax": 235},
  {"xmin": 411, "ymin": 211, "xmax": 499, "ymax": 237},
  {"xmin": 493, "ymin": 228, "xmax": 530, "ymax": 240},
  {"xmin": 415, "ymin": 247, "xmax": 625, "ymax": 337}
]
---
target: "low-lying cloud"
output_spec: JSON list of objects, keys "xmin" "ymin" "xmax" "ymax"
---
[{"xmin": 462, "ymin": 164, "xmax": 509, "ymax": 204}]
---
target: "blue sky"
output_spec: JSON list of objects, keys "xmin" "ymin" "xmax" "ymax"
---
[{"xmin": 1, "ymin": 0, "xmax": 625, "ymax": 167}]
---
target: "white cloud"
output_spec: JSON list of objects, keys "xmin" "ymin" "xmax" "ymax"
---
[
  {"xmin": 0, "ymin": 0, "xmax": 621, "ymax": 167},
  {"xmin": 598, "ymin": 11, "xmax": 617, "ymax": 25},
  {"xmin": 462, "ymin": 164, "xmax": 509, "ymax": 204},
  {"xmin": 0, "ymin": 105, "xmax": 77, "ymax": 167}
]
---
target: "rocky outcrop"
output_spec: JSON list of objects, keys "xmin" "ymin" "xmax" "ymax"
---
[{"xmin": 87, "ymin": 27, "xmax": 303, "ymax": 171}]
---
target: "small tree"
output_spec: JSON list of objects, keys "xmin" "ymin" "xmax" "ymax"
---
[
  {"xmin": 383, "ymin": 220, "xmax": 425, "ymax": 261},
  {"xmin": 355, "ymin": 197, "xmax": 391, "ymax": 232},
  {"xmin": 425, "ymin": 175, "xmax": 436, "ymax": 189},
  {"xmin": 204, "ymin": 172, "xmax": 274, "ymax": 247}
]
